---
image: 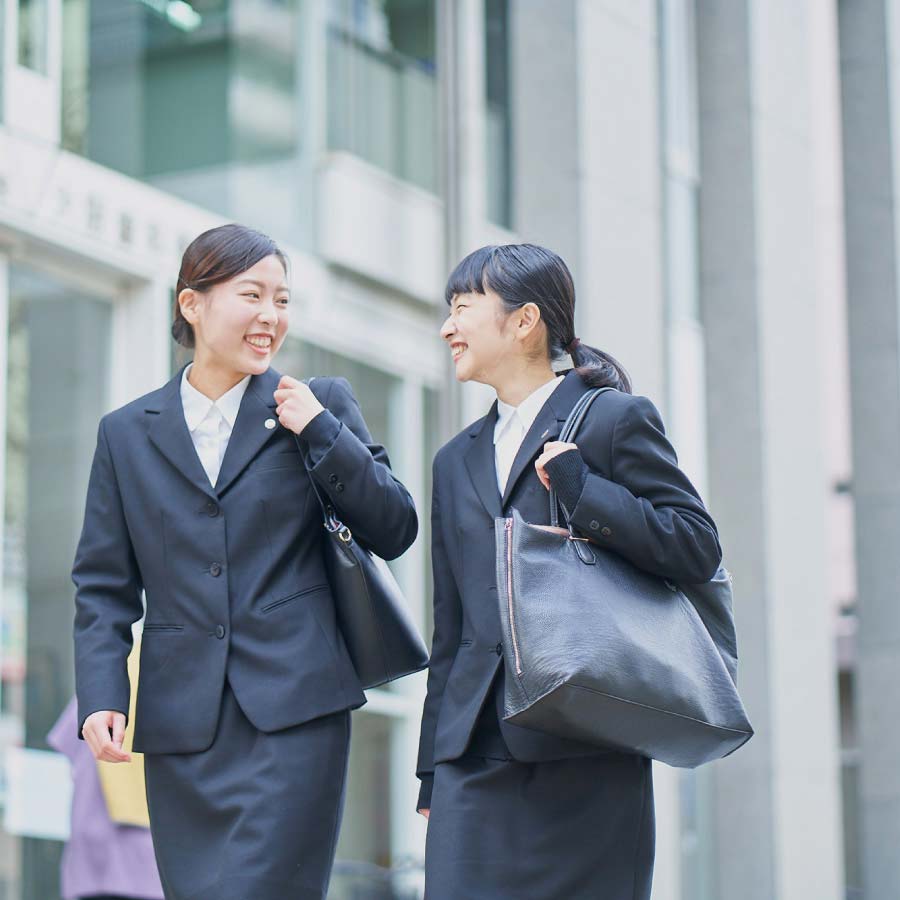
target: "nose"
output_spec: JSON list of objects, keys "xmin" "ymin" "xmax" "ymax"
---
[
  {"xmin": 258, "ymin": 299, "xmax": 278, "ymax": 325},
  {"xmin": 440, "ymin": 314, "xmax": 455, "ymax": 341}
]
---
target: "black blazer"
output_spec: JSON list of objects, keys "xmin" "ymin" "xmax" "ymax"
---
[
  {"xmin": 72, "ymin": 366, "xmax": 417, "ymax": 754},
  {"xmin": 416, "ymin": 369, "xmax": 721, "ymax": 804}
]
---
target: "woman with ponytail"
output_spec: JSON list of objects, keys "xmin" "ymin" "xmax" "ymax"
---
[{"xmin": 415, "ymin": 244, "xmax": 721, "ymax": 899}]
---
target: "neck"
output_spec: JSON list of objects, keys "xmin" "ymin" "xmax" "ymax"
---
[
  {"xmin": 493, "ymin": 362, "xmax": 558, "ymax": 407},
  {"xmin": 187, "ymin": 355, "xmax": 249, "ymax": 401}
]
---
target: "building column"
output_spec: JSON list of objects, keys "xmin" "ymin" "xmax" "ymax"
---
[
  {"xmin": 437, "ymin": 0, "xmax": 493, "ymax": 429},
  {"xmin": 570, "ymin": 0, "xmax": 665, "ymax": 405},
  {"xmin": 697, "ymin": 2, "xmax": 845, "ymax": 898},
  {"xmin": 569, "ymin": 6, "xmax": 686, "ymax": 899},
  {"xmin": 508, "ymin": 0, "xmax": 580, "ymax": 268},
  {"xmin": 838, "ymin": 2, "xmax": 900, "ymax": 896}
]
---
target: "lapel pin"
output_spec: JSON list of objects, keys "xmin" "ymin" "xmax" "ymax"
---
[
  {"xmin": 540, "ymin": 429, "xmax": 550, "ymax": 440},
  {"xmin": 264, "ymin": 418, "xmax": 277, "ymax": 430}
]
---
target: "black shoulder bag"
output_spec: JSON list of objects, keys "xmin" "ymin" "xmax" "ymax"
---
[{"xmin": 495, "ymin": 388, "xmax": 753, "ymax": 767}]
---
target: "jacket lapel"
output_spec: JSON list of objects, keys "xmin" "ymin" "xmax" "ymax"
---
[
  {"xmin": 213, "ymin": 366, "xmax": 282, "ymax": 497},
  {"xmin": 146, "ymin": 366, "xmax": 218, "ymax": 500},
  {"xmin": 146, "ymin": 365, "xmax": 285, "ymax": 500},
  {"xmin": 500, "ymin": 370, "xmax": 590, "ymax": 509},
  {"xmin": 463, "ymin": 402, "xmax": 503, "ymax": 520}
]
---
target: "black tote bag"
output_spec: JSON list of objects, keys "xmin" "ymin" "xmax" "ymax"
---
[
  {"xmin": 296, "ymin": 382, "xmax": 428, "ymax": 689},
  {"xmin": 494, "ymin": 388, "xmax": 753, "ymax": 768}
]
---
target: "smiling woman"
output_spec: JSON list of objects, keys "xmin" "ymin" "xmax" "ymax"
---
[
  {"xmin": 418, "ymin": 243, "xmax": 722, "ymax": 900},
  {"xmin": 72, "ymin": 222, "xmax": 419, "ymax": 900}
]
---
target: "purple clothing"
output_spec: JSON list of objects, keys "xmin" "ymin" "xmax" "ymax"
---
[{"xmin": 47, "ymin": 699, "xmax": 164, "ymax": 900}]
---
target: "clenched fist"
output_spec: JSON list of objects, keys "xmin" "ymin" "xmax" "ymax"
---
[{"xmin": 273, "ymin": 375, "xmax": 325, "ymax": 435}]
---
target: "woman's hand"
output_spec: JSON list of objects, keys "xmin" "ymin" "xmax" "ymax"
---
[
  {"xmin": 418, "ymin": 808, "xmax": 430, "ymax": 820},
  {"xmin": 273, "ymin": 375, "xmax": 325, "ymax": 435},
  {"xmin": 535, "ymin": 441, "xmax": 579, "ymax": 490},
  {"xmin": 82, "ymin": 710, "xmax": 131, "ymax": 763}
]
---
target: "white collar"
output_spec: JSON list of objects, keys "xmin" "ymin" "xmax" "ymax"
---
[
  {"xmin": 494, "ymin": 374, "xmax": 564, "ymax": 444},
  {"xmin": 180, "ymin": 363, "xmax": 251, "ymax": 433}
]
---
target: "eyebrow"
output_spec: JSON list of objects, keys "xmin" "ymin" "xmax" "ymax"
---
[{"xmin": 237, "ymin": 279, "xmax": 290, "ymax": 293}]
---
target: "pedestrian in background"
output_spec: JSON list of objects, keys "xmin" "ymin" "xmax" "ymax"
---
[{"xmin": 47, "ymin": 694, "xmax": 163, "ymax": 900}]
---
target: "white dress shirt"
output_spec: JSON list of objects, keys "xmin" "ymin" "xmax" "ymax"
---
[
  {"xmin": 493, "ymin": 374, "xmax": 565, "ymax": 493},
  {"xmin": 180, "ymin": 364, "xmax": 251, "ymax": 487}
]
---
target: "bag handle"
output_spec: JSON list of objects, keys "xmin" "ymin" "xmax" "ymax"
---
[
  {"xmin": 293, "ymin": 377, "xmax": 351, "ymax": 540},
  {"xmin": 549, "ymin": 387, "xmax": 617, "ymax": 528}
]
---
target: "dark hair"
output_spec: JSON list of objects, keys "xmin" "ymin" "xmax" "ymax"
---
[
  {"xmin": 172, "ymin": 223, "xmax": 289, "ymax": 349},
  {"xmin": 444, "ymin": 244, "xmax": 632, "ymax": 392}
]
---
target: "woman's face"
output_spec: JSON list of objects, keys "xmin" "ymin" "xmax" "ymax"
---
[
  {"xmin": 440, "ymin": 288, "xmax": 519, "ymax": 385},
  {"xmin": 184, "ymin": 254, "xmax": 290, "ymax": 376}
]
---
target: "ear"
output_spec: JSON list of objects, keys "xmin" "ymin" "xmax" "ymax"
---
[
  {"xmin": 178, "ymin": 288, "xmax": 200, "ymax": 325},
  {"xmin": 515, "ymin": 302, "xmax": 543, "ymax": 340}
]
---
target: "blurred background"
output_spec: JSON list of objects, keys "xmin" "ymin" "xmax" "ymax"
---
[{"xmin": 0, "ymin": 0, "xmax": 896, "ymax": 898}]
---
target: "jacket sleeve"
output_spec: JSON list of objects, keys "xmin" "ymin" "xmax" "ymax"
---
[
  {"xmin": 72, "ymin": 417, "xmax": 144, "ymax": 738},
  {"xmin": 415, "ymin": 458, "xmax": 462, "ymax": 811},
  {"xmin": 546, "ymin": 394, "xmax": 722, "ymax": 584},
  {"xmin": 298, "ymin": 377, "xmax": 418, "ymax": 561}
]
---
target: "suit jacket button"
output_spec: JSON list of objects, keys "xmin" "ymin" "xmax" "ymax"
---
[
  {"xmin": 205, "ymin": 501, "xmax": 219, "ymax": 517},
  {"xmin": 209, "ymin": 562, "xmax": 222, "ymax": 577},
  {"xmin": 495, "ymin": 643, "xmax": 503, "ymax": 656},
  {"xmin": 590, "ymin": 520, "xmax": 600, "ymax": 530},
  {"xmin": 600, "ymin": 526, "xmax": 612, "ymax": 537},
  {"xmin": 329, "ymin": 474, "xmax": 338, "ymax": 484},
  {"xmin": 335, "ymin": 483, "xmax": 345, "ymax": 492},
  {"xmin": 215, "ymin": 625, "xmax": 226, "ymax": 639}
]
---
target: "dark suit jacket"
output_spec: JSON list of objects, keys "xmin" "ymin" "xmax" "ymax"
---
[
  {"xmin": 416, "ymin": 369, "xmax": 721, "ymax": 806},
  {"xmin": 72, "ymin": 365, "xmax": 417, "ymax": 754}
]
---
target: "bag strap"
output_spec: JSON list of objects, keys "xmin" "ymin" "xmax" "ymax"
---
[
  {"xmin": 549, "ymin": 386, "xmax": 617, "ymax": 528},
  {"xmin": 293, "ymin": 377, "xmax": 347, "ymax": 536}
]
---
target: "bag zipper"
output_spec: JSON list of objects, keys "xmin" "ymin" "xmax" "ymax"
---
[{"xmin": 505, "ymin": 517, "xmax": 523, "ymax": 675}]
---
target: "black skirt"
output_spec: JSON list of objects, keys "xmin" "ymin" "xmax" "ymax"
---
[
  {"xmin": 424, "ymin": 752, "xmax": 655, "ymax": 900},
  {"xmin": 144, "ymin": 681, "xmax": 350, "ymax": 900}
]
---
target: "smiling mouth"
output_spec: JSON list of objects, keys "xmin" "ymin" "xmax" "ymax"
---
[
  {"xmin": 245, "ymin": 335, "xmax": 273, "ymax": 353},
  {"xmin": 451, "ymin": 342, "xmax": 468, "ymax": 362}
]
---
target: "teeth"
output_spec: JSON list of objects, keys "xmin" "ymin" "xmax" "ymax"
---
[
  {"xmin": 247, "ymin": 336, "xmax": 272, "ymax": 348},
  {"xmin": 452, "ymin": 344, "xmax": 466, "ymax": 360}
]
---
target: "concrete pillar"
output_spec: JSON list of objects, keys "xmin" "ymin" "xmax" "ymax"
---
[
  {"xmin": 697, "ymin": 2, "xmax": 845, "ymax": 898},
  {"xmin": 568, "ymin": 6, "xmax": 684, "ymax": 898},
  {"xmin": 838, "ymin": 2, "xmax": 900, "ymax": 896},
  {"xmin": 508, "ymin": 0, "xmax": 580, "ymax": 270},
  {"xmin": 574, "ymin": 0, "xmax": 665, "ymax": 401}
]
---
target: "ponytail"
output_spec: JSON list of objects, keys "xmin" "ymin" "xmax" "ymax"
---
[{"xmin": 568, "ymin": 341, "xmax": 632, "ymax": 393}]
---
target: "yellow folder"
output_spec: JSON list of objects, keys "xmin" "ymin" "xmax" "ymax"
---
[{"xmin": 96, "ymin": 636, "xmax": 151, "ymax": 828}]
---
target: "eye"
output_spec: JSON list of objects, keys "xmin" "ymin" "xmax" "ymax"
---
[
  {"xmin": 243, "ymin": 292, "xmax": 260, "ymax": 300},
  {"xmin": 277, "ymin": 297, "xmax": 290, "ymax": 306},
  {"xmin": 455, "ymin": 304, "xmax": 467, "ymax": 311}
]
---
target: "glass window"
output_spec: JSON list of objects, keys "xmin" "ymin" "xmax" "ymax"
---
[
  {"xmin": 0, "ymin": 266, "xmax": 112, "ymax": 900},
  {"xmin": 660, "ymin": 0, "xmax": 700, "ymax": 326},
  {"xmin": 332, "ymin": 711, "xmax": 393, "ymax": 882},
  {"xmin": 61, "ymin": 1, "xmax": 298, "ymax": 205},
  {"xmin": 659, "ymin": 2, "xmax": 712, "ymax": 896},
  {"xmin": 421, "ymin": 385, "xmax": 439, "ymax": 645},
  {"xmin": 665, "ymin": 176, "xmax": 700, "ymax": 321},
  {"xmin": 327, "ymin": 0, "xmax": 438, "ymax": 192},
  {"xmin": 18, "ymin": 0, "xmax": 49, "ymax": 73},
  {"xmin": 485, "ymin": 0, "xmax": 512, "ymax": 227}
]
